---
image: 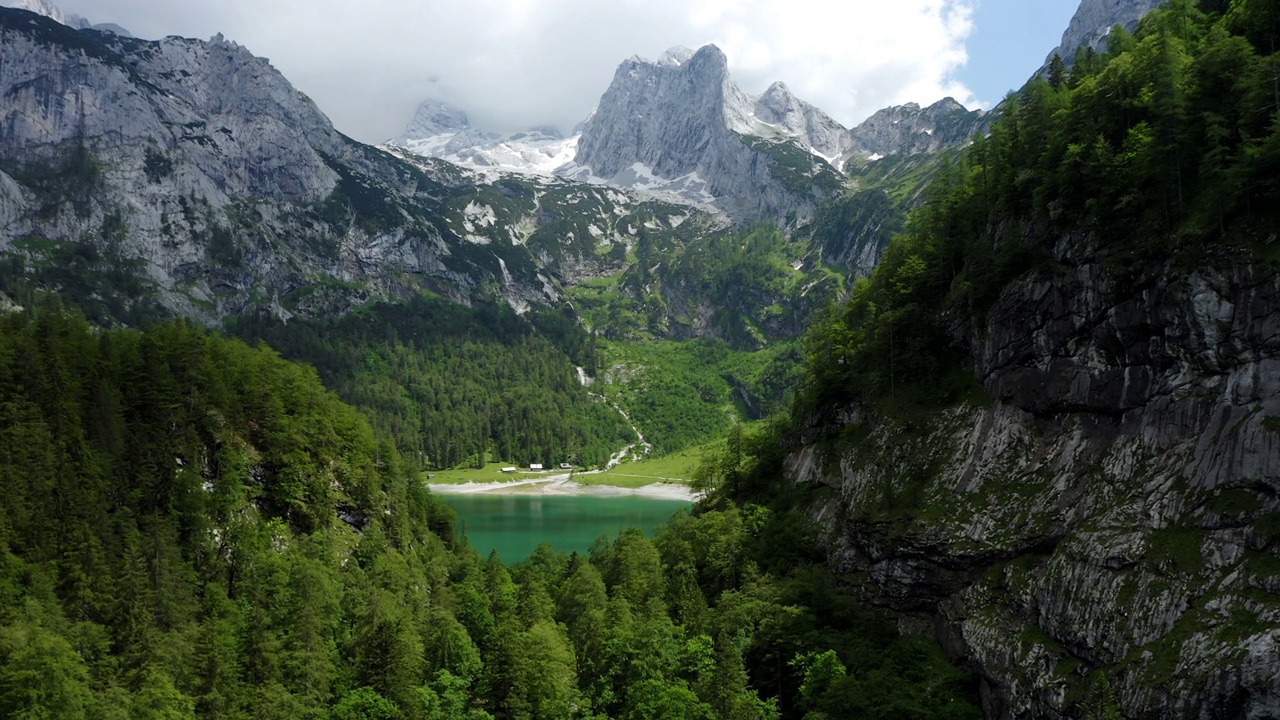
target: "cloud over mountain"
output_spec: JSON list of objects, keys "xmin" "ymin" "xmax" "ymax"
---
[{"xmin": 54, "ymin": 0, "xmax": 979, "ymax": 143}]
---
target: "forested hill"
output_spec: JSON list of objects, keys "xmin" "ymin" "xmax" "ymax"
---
[
  {"xmin": 806, "ymin": 0, "xmax": 1280, "ymax": 409},
  {"xmin": 0, "ymin": 301, "xmax": 983, "ymax": 718},
  {"xmin": 774, "ymin": 1, "xmax": 1280, "ymax": 717},
  {"xmin": 227, "ymin": 295, "xmax": 634, "ymax": 470}
]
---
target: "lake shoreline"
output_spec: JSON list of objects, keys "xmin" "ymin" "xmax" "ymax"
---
[{"xmin": 428, "ymin": 473, "xmax": 701, "ymax": 502}]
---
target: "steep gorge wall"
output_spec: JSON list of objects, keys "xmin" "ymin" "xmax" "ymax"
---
[{"xmin": 788, "ymin": 234, "xmax": 1280, "ymax": 718}]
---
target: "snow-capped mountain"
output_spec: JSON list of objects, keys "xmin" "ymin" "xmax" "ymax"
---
[
  {"xmin": 0, "ymin": 6, "xmax": 717, "ymax": 322},
  {"xmin": 394, "ymin": 44, "xmax": 986, "ymax": 225},
  {"xmin": 391, "ymin": 99, "xmax": 579, "ymax": 176}
]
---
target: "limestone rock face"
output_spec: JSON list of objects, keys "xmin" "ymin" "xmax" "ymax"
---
[
  {"xmin": 789, "ymin": 231, "xmax": 1280, "ymax": 718},
  {"xmin": 573, "ymin": 44, "xmax": 843, "ymax": 226},
  {"xmin": 751, "ymin": 81, "xmax": 852, "ymax": 162},
  {"xmin": 0, "ymin": 0, "xmax": 63, "ymax": 24},
  {"xmin": 0, "ymin": 8, "xmax": 706, "ymax": 322},
  {"xmin": 848, "ymin": 98, "xmax": 990, "ymax": 158},
  {"xmin": 1046, "ymin": 0, "xmax": 1163, "ymax": 64},
  {"xmin": 398, "ymin": 43, "xmax": 988, "ymax": 230}
]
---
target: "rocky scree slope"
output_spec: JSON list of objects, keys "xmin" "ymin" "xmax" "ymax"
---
[
  {"xmin": 788, "ymin": 231, "xmax": 1280, "ymax": 718},
  {"xmin": 0, "ymin": 9, "xmax": 708, "ymax": 323}
]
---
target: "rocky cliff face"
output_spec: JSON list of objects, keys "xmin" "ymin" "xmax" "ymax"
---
[
  {"xmin": 0, "ymin": 0, "xmax": 131, "ymax": 36},
  {"xmin": 788, "ymin": 233, "xmax": 1280, "ymax": 718},
  {"xmin": 848, "ymin": 98, "xmax": 990, "ymax": 159},
  {"xmin": 573, "ymin": 44, "xmax": 844, "ymax": 226},
  {"xmin": 1046, "ymin": 0, "xmax": 1162, "ymax": 64},
  {"xmin": 752, "ymin": 81, "xmax": 852, "ymax": 162},
  {"xmin": 0, "ymin": 8, "xmax": 708, "ymax": 322},
  {"xmin": 397, "ymin": 43, "xmax": 988, "ymax": 234}
]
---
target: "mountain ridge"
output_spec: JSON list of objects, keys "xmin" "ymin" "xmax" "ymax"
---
[
  {"xmin": 0, "ymin": 7, "xmax": 716, "ymax": 324},
  {"xmin": 395, "ymin": 43, "xmax": 989, "ymax": 227}
]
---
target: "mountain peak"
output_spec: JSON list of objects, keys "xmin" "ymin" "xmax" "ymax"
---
[
  {"xmin": 402, "ymin": 98, "xmax": 472, "ymax": 138},
  {"xmin": 658, "ymin": 45, "xmax": 696, "ymax": 67},
  {"xmin": 2, "ymin": 0, "xmax": 132, "ymax": 36},
  {"xmin": 1046, "ymin": 0, "xmax": 1161, "ymax": 65},
  {"xmin": 688, "ymin": 43, "xmax": 728, "ymax": 73},
  {"xmin": 927, "ymin": 97, "xmax": 966, "ymax": 113},
  {"xmin": 849, "ymin": 98, "xmax": 988, "ymax": 157}
]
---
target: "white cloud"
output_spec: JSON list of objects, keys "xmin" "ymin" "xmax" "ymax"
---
[{"xmin": 55, "ymin": 0, "xmax": 980, "ymax": 143}]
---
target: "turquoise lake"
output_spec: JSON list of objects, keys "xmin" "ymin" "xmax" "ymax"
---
[{"xmin": 442, "ymin": 494, "xmax": 692, "ymax": 562}]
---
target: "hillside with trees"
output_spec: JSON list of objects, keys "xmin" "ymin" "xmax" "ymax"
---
[
  {"xmin": 228, "ymin": 295, "xmax": 634, "ymax": 470},
  {"xmin": 0, "ymin": 302, "xmax": 980, "ymax": 719},
  {"xmin": 804, "ymin": 0, "xmax": 1280, "ymax": 412},
  {"xmin": 770, "ymin": 1, "xmax": 1280, "ymax": 716}
]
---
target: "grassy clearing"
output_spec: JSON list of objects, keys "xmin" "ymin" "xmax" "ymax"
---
[
  {"xmin": 422, "ymin": 463, "xmax": 562, "ymax": 485},
  {"xmin": 589, "ymin": 446, "xmax": 707, "ymax": 486},
  {"xmin": 422, "ymin": 441, "xmax": 721, "ymax": 490}
]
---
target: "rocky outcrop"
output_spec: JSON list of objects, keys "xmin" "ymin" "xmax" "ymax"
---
[
  {"xmin": 789, "ymin": 234, "xmax": 1280, "ymax": 718},
  {"xmin": 0, "ymin": 0, "xmax": 62, "ymax": 23},
  {"xmin": 1045, "ymin": 0, "xmax": 1162, "ymax": 64},
  {"xmin": 0, "ymin": 8, "xmax": 709, "ymax": 323},
  {"xmin": 752, "ymin": 81, "xmax": 851, "ymax": 162},
  {"xmin": 573, "ymin": 44, "xmax": 843, "ymax": 226},
  {"xmin": 847, "ymin": 98, "xmax": 990, "ymax": 159}
]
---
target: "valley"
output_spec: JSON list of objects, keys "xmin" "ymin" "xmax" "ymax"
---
[{"xmin": 0, "ymin": 0, "xmax": 1277, "ymax": 718}]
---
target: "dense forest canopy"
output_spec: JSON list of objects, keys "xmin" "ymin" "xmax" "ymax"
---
[
  {"xmin": 228, "ymin": 296, "xmax": 634, "ymax": 470},
  {"xmin": 0, "ymin": 304, "xmax": 981, "ymax": 719},
  {"xmin": 804, "ymin": 0, "xmax": 1280, "ymax": 411}
]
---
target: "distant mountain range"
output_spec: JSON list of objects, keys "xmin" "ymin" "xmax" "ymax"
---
[
  {"xmin": 0, "ymin": 0, "xmax": 1162, "ymax": 326},
  {"xmin": 390, "ymin": 44, "xmax": 989, "ymax": 225},
  {"xmin": 0, "ymin": 5, "xmax": 718, "ymax": 325}
]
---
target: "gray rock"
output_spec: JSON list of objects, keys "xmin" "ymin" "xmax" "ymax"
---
[
  {"xmin": 398, "ymin": 44, "xmax": 987, "ymax": 231},
  {"xmin": 847, "ymin": 98, "xmax": 990, "ymax": 159},
  {"xmin": 789, "ymin": 233, "xmax": 1280, "ymax": 718},
  {"xmin": 751, "ymin": 81, "xmax": 851, "ymax": 162},
  {"xmin": 0, "ymin": 8, "xmax": 709, "ymax": 323},
  {"xmin": 573, "ymin": 44, "xmax": 842, "ymax": 226},
  {"xmin": 0, "ymin": 0, "xmax": 63, "ymax": 24},
  {"xmin": 1046, "ymin": 0, "xmax": 1162, "ymax": 65}
]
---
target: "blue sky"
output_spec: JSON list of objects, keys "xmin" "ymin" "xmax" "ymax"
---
[{"xmin": 959, "ymin": 0, "xmax": 1082, "ymax": 107}]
